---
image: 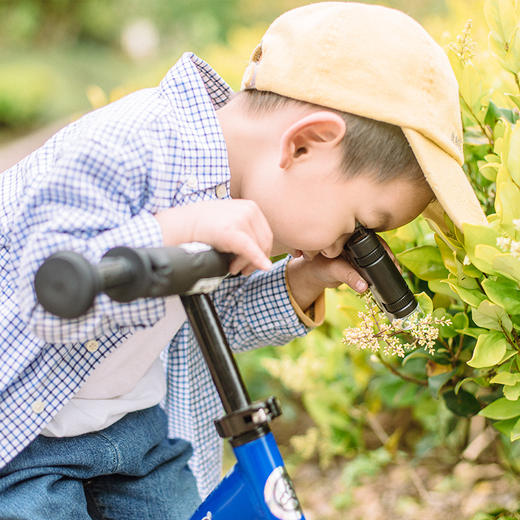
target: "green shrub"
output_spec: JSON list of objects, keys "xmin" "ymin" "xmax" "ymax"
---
[
  {"xmin": 0, "ymin": 63, "xmax": 53, "ymax": 127},
  {"xmin": 259, "ymin": 0, "xmax": 520, "ymax": 474}
]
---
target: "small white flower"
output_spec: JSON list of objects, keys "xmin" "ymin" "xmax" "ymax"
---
[
  {"xmin": 497, "ymin": 237, "xmax": 512, "ymax": 252},
  {"xmin": 463, "ymin": 255, "xmax": 471, "ymax": 265},
  {"xmin": 511, "ymin": 240, "xmax": 520, "ymax": 258}
]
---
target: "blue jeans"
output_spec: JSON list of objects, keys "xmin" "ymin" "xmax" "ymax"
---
[{"xmin": 0, "ymin": 405, "xmax": 201, "ymax": 520}]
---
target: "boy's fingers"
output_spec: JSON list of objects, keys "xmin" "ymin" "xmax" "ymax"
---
[
  {"xmin": 339, "ymin": 262, "xmax": 368, "ymax": 293},
  {"xmin": 312, "ymin": 255, "xmax": 368, "ymax": 293},
  {"xmin": 227, "ymin": 232, "xmax": 272, "ymax": 274}
]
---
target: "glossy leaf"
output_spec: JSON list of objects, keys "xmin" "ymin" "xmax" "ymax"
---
[
  {"xmin": 511, "ymin": 416, "xmax": 520, "ymax": 441},
  {"xmin": 482, "ymin": 276, "xmax": 520, "ymax": 314},
  {"xmin": 479, "ymin": 396, "xmax": 520, "ymax": 419},
  {"xmin": 415, "ymin": 292, "xmax": 433, "ymax": 315},
  {"xmin": 490, "ymin": 372, "xmax": 520, "ymax": 385},
  {"xmin": 467, "ymin": 331, "xmax": 508, "ymax": 368},
  {"xmin": 442, "ymin": 389, "xmax": 481, "ymax": 417},
  {"xmin": 504, "ymin": 382, "xmax": 520, "ymax": 401},
  {"xmin": 472, "ymin": 300, "xmax": 513, "ymax": 332},
  {"xmin": 397, "ymin": 246, "xmax": 449, "ymax": 281},
  {"xmin": 448, "ymin": 282, "xmax": 486, "ymax": 307},
  {"xmin": 493, "ymin": 253, "xmax": 520, "ymax": 283}
]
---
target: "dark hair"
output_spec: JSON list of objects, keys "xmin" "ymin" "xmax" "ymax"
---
[{"xmin": 240, "ymin": 89, "xmax": 427, "ymax": 187}]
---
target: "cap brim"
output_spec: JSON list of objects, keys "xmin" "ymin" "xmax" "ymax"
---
[{"xmin": 402, "ymin": 128, "xmax": 488, "ymax": 230}]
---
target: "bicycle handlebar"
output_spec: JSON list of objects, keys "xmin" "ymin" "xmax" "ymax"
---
[{"xmin": 34, "ymin": 244, "xmax": 232, "ymax": 319}]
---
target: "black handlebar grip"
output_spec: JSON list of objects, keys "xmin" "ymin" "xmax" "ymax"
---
[
  {"xmin": 34, "ymin": 251, "xmax": 103, "ymax": 319},
  {"xmin": 35, "ymin": 245, "xmax": 232, "ymax": 319},
  {"xmin": 343, "ymin": 227, "xmax": 418, "ymax": 320}
]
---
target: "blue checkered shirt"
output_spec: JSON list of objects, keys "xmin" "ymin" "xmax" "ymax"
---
[{"xmin": 0, "ymin": 53, "xmax": 310, "ymax": 498}]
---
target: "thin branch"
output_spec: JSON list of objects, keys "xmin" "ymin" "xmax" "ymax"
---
[
  {"xmin": 453, "ymin": 333, "xmax": 465, "ymax": 363},
  {"xmin": 501, "ymin": 322, "xmax": 520, "ymax": 352},
  {"xmin": 460, "ymin": 95, "xmax": 494, "ymax": 146},
  {"xmin": 377, "ymin": 354, "xmax": 428, "ymax": 386}
]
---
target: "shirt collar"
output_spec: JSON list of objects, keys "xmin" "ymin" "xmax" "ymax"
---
[{"xmin": 160, "ymin": 53, "xmax": 233, "ymax": 196}]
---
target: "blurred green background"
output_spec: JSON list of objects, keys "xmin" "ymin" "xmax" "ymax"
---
[{"xmin": 0, "ymin": 0, "xmax": 474, "ymax": 140}]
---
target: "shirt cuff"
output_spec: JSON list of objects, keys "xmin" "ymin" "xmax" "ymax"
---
[{"xmin": 284, "ymin": 268, "xmax": 326, "ymax": 328}]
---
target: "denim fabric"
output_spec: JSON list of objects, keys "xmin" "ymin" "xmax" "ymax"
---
[{"xmin": 0, "ymin": 406, "xmax": 201, "ymax": 520}]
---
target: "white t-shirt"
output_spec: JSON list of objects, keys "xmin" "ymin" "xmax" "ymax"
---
[{"xmin": 41, "ymin": 296, "xmax": 187, "ymax": 437}]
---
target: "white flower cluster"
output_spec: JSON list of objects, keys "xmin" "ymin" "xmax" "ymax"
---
[
  {"xmin": 496, "ymin": 235, "xmax": 520, "ymax": 257},
  {"xmin": 448, "ymin": 19, "xmax": 477, "ymax": 65},
  {"xmin": 342, "ymin": 294, "xmax": 451, "ymax": 358}
]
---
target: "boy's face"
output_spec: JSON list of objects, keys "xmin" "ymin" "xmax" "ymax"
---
[
  {"xmin": 222, "ymin": 100, "xmax": 434, "ymax": 260},
  {"xmin": 249, "ymin": 158, "xmax": 433, "ymax": 259}
]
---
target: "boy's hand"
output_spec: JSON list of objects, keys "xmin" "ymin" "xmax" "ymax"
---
[
  {"xmin": 286, "ymin": 235, "xmax": 398, "ymax": 312},
  {"xmin": 154, "ymin": 199, "xmax": 273, "ymax": 276}
]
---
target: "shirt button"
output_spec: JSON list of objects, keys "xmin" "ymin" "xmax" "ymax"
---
[
  {"xmin": 215, "ymin": 183, "xmax": 227, "ymax": 199},
  {"xmin": 186, "ymin": 175, "xmax": 198, "ymax": 189},
  {"xmin": 31, "ymin": 400, "xmax": 45, "ymax": 414},
  {"xmin": 85, "ymin": 340, "xmax": 99, "ymax": 352}
]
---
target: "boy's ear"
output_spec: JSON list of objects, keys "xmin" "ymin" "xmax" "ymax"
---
[{"xmin": 279, "ymin": 111, "xmax": 346, "ymax": 169}]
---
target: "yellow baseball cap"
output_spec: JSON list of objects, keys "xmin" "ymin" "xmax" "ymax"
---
[{"xmin": 241, "ymin": 1, "xmax": 488, "ymax": 230}]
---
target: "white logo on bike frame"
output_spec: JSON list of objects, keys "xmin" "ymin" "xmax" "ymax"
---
[{"xmin": 264, "ymin": 466, "xmax": 303, "ymax": 520}]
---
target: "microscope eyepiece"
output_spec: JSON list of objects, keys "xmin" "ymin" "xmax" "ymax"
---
[{"xmin": 344, "ymin": 227, "xmax": 419, "ymax": 323}]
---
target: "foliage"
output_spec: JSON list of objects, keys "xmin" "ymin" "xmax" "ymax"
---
[
  {"xmin": 0, "ymin": 63, "xmax": 53, "ymax": 128},
  {"xmin": 256, "ymin": 1, "xmax": 520, "ymax": 490},
  {"xmin": 340, "ymin": 0, "xmax": 520, "ymax": 457}
]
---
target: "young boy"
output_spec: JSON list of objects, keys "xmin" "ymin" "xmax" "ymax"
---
[{"xmin": 0, "ymin": 2, "xmax": 487, "ymax": 519}]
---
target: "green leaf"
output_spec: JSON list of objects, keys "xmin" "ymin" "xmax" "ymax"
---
[
  {"xmin": 479, "ymin": 160, "xmax": 499, "ymax": 182},
  {"xmin": 463, "ymin": 222, "xmax": 499, "ymax": 251},
  {"xmin": 428, "ymin": 369, "xmax": 455, "ymax": 397},
  {"xmin": 484, "ymin": 100, "xmax": 517, "ymax": 127},
  {"xmin": 415, "ymin": 292, "xmax": 433, "ymax": 315},
  {"xmin": 493, "ymin": 253, "xmax": 520, "ymax": 283},
  {"xmin": 490, "ymin": 372, "xmax": 520, "ymax": 385},
  {"xmin": 468, "ymin": 331, "xmax": 508, "ymax": 368},
  {"xmin": 455, "ymin": 376, "xmax": 486, "ymax": 394},
  {"xmin": 511, "ymin": 416, "xmax": 520, "ymax": 441},
  {"xmin": 462, "ymin": 222, "xmax": 500, "ymax": 275},
  {"xmin": 397, "ymin": 246, "xmax": 449, "ymax": 281},
  {"xmin": 452, "ymin": 312, "xmax": 469, "ymax": 330},
  {"xmin": 473, "ymin": 244, "xmax": 500, "ymax": 274},
  {"xmin": 434, "ymin": 235, "xmax": 458, "ymax": 275},
  {"xmin": 448, "ymin": 282, "xmax": 486, "ymax": 307},
  {"xmin": 472, "ymin": 300, "xmax": 513, "ymax": 332},
  {"xmin": 484, "ymin": 0, "xmax": 519, "ymax": 50},
  {"xmin": 506, "ymin": 92, "xmax": 520, "ymax": 111},
  {"xmin": 462, "ymin": 262, "xmax": 484, "ymax": 279},
  {"xmin": 482, "ymin": 276, "xmax": 520, "ymax": 314},
  {"xmin": 504, "ymin": 382, "xmax": 520, "ymax": 401},
  {"xmin": 479, "ymin": 396, "xmax": 520, "ymax": 419},
  {"xmin": 494, "ymin": 417, "xmax": 517, "ymax": 436},
  {"xmin": 507, "ymin": 122, "xmax": 520, "ymax": 188},
  {"xmin": 457, "ymin": 327, "xmax": 488, "ymax": 339},
  {"xmin": 442, "ymin": 389, "xmax": 481, "ymax": 417},
  {"xmin": 495, "ymin": 176, "xmax": 520, "ymax": 229},
  {"xmin": 428, "ymin": 279, "xmax": 458, "ymax": 299}
]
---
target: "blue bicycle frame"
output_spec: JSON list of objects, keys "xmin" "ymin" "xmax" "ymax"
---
[{"xmin": 182, "ymin": 294, "xmax": 305, "ymax": 520}]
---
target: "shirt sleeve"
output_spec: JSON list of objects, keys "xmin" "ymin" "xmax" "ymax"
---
[
  {"xmin": 16, "ymin": 138, "xmax": 167, "ymax": 344},
  {"xmin": 210, "ymin": 256, "xmax": 325, "ymax": 353}
]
